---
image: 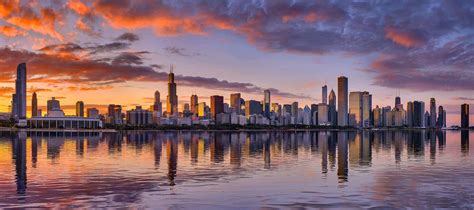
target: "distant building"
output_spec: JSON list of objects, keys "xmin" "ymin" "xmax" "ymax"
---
[
  {"xmin": 282, "ymin": 104, "xmax": 292, "ymax": 116},
  {"xmin": 461, "ymin": 104, "xmax": 469, "ymax": 128},
  {"xmin": 337, "ymin": 76, "xmax": 348, "ymax": 126},
  {"xmin": 245, "ymin": 100, "xmax": 262, "ymax": 117},
  {"xmin": 166, "ymin": 66, "xmax": 178, "ymax": 116},
  {"xmin": 430, "ymin": 98, "xmax": 436, "ymax": 128},
  {"xmin": 76, "ymin": 101, "xmax": 84, "ymax": 117},
  {"xmin": 291, "ymin": 102, "xmax": 298, "ymax": 119},
  {"xmin": 107, "ymin": 104, "xmax": 123, "ymax": 124},
  {"xmin": 12, "ymin": 63, "xmax": 27, "ymax": 121},
  {"xmin": 153, "ymin": 91, "xmax": 163, "ymax": 115},
  {"xmin": 437, "ymin": 106, "xmax": 446, "ymax": 128},
  {"xmin": 328, "ymin": 89, "xmax": 337, "ymax": 125},
  {"xmin": 373, "ymin": 106, "xmax": 382, "ymax": 127},
  {"xmin": 190, "ymin": 94, "xmax": 198, "ymax": 114},
  {"xmin": 31, "ymin": 92, "xmax": 38, "ymax": 117},
  {"xmin": 230, "ymin": 93, "xmax": 241, "ymax": 114},
  {"xmin": 210, "ymin": 95, "xmax": 224, "ymax": 119},
  {"xmin": 198, "ymin": 102, "xmax": 207, "ymax": 118},
  {"xmin": 263, "ymin": 90, "xmax": 271, "ymax": 117},
  {"xmin": 87, "ymin": 108, "xmax": 99, "ymax": 118},
  {"xmin": 362, "ymin": 92, "xmax": 372, "ymax": 127},
  {"xmin": 322, "ymin": 85, "xmax": 327, "ymax": 104},
  {"xmin": 127, "ymin": 106, "xmax": 153, "ymax": 126},
  {"xmin": 407, "ymin": 101, "xmax": 414, "ymax": 127},
  {"xmin": 349, "ymin": 91, "xmax": 363, "ymax": 127},
  {"xmin": 47, "ymin": 97, "xmax": 64, "ymax": 116},
  {"xmin": 317, "ymin": 103, "xmax": 329, "ymax": 125}
]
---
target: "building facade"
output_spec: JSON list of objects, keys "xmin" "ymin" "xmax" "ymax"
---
[{"xmin": 337, "ymin": 76, "xmax": 348, "ymax": 126}]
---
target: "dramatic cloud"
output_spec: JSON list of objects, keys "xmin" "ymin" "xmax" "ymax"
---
[
  {"xmin": 0, "ymin": 25, "xmax": 25, "ymax": 37},
  {"xmin": 115, "ymin": 32, "xmax": 139, "ymax": 42},
  {"xmin": 384, "ymin": 27, "xmax": 427, "ymax": 48},
  {"xmin": 164, "ymin": 47, "xmax": 201, "ymax": 57},
  {"xmin": 0, "ymin": 46, "xmax": 310, "ymax": 100}
]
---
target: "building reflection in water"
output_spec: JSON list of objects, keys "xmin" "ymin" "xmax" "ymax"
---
[
  {"xmin": 461, "ymin": 130, "xmax": 469, "ymax": 155},
  {"xmin": 5, "ymin": 129, "xmax": 463, "ymax": 194}
]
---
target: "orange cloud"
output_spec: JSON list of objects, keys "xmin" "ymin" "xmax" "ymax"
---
[
  {"xmin": 0, "ymin": 0, "xmax": 17, "ymax": 18},
  {"xmin": 6, "ymin": 7, "xmax": 64, "ymax": 40},
  {"xmin": 0, "ymin": 25, "xmax": 25, "ymax": 37},
  {"xmin": 67, "ymin": 0, "xmax": 90, "ymax": 16},
  {"xmin": 385, "ymin": 27, "xmax": 426, "ymax": 48}
]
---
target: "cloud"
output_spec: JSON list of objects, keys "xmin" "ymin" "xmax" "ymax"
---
[
  {"xmin": 0, "ymin": 46, "xmax": 310, "ymax": 100},
  {"xmin": 453, "ymin": 97, "xmax": 474, "ymax": 101},
  {"xmin": 384, "ymin": 27, "xmax": 427, "ymax": 48},
  {"xmin": 164, "ymin": 47, "xmax": 201, "ymax": 57},
  {"xmin": 115, "ymin": 32, "xmax": 139, "ymax": 42},
  {"xmin": 0, "ymin": 25, "xmax": 25, "ymax": 37},
  {"xmin": 0, "ymin": 86, "xmax": 14, "ymax": 98}
]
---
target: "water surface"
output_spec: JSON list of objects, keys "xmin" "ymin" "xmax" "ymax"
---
[{"xmin": 0, "ymin": 130, "xmax": 472, "ymax": 208}]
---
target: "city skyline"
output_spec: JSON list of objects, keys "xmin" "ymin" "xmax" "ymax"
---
[{"xmin": 0, "ymin": 1, "xmax": 473, "ymax": 126}]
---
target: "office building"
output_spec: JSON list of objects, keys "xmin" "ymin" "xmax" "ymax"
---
[
  {"xmin": 263, "ymin": 90, "xmax": 271, "ymax": 117},
  {"xmin": 461, "ymin": 104, "xmax": 469, "ymax": 128},
  {"xmin": 328, "ymin": 89, "xmax": 336, "ymax": 125},
  {"xmin": 190, "ymin": 94, "xmax": 198, "ymax": 114},
  {"xmin": 76, "ymin": 101, "xmax": 84, "ymax": 117},
  {"xmin": 245, "ymin": 100, "xmax": 262, "ymax": 117},
  {"xmin": 47, "ymin": 97, "xmax": 61, "ymax": 113},
  {"xmin": 271, "ymin": 103, "xmax": 281, "ymax": 117},
  {"xmin": 430, "ymin": 98, "xmax": 436, "ymax": 128},
  {"xmin": 87, "ymin": 108, "xmax": 99, "ymax": 118},
  {"xmin": 166, "ymin": 66, "xmax": 178, "ymax": 116},
  {"xmin": 210, "ymin": 95, "xmax": 224, "ymax": 119},
  {"xmin": 407, "ymin": 101, "xmax": 414, "ymax": 127},
  {"xmin": 437, "ymin": 106, "xmax": 445, "ymax": 128},
  {"xmin": 198, "ymin": 102, "xmax": 207, "ymax": 118},
  {"xmin": 373, "ymin": 106, "xmax": 382, "ymax": 127},
  {"xmin": 291, "ymin": 102, "xmax": 299, "ymax": 119},
  {"xmin": 107, "ymin": 104, "xmax": 123, "ymax": 124},
  {"xmin": 322, "ymin": 85, "xmax": 327, "ymax": 104},
  {"xmin": 12, "ymin": 63, "xmax": 27, "ymax": 121},
  {"xmin": 31, "ymin": 92, "xmax": 38, "ymax": 117},
  {"xmin": 282, "ymin": 104, "xmax": 291, "ymax": 115},
  {"xmin": 337, "ymin": 76, "xmax": 348, "ymax": 126},
  {"xmin": 395, "ymin": 96, "xmax": 402, "ymax": 110},
  {"xmin": 362, "ymin": 92, "xmax": 372, "ymax": 127},
  {"xmin": 317, "ymin": 103, "xmax": 329, "ymax": 125},
  {"xmin": 349, "ymin": 91, "xmax": 364, "ymax": 127},
  {"xmin": 230, "ymin": 93, "xmax": 241, "ymax": 114},
  {"xmin": 127, "ymin": 106, "xmax": 153, "ymax": 126},
  {"xmin": 153, "ymin": 91, "xmax": 163, "ymax": 115}
]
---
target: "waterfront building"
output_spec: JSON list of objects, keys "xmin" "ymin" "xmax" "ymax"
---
[
  {"xmin": 153, "ymin": 91, "xmax": 163, "ymax": 116},
  {"xmin": 27, "ymin": 116, "xmax": 101, "ymax": 129},
  {"xmin": 76, "ymin": 101, "xmax": 84, "ymax": 117},
  {"xmin": 107, "ymin": 104, "xmax": 123, "ymax": 124},
  {"xmin": 349, "ymin": 91, "xmax": 363, "ymax": 127},
  {"xmin": 328, "ymin": 89, "xmax": 337, "ymax": 125},
  {"xmin": 230, "ymin": 93, "xmax": 241, "ymax": 114},
  {"xmin": 430, "ymin": 98, "xmax": 436, "ymax": 128},
  {"xmin": 413, "ymin": 101, "xmax": 425, "ymax": 127},
  {"xmin": 461, "ymin": 104, "xmax": 469, "ymax": 128},
  {"xmin": 407, "ymin": 101, "xmax": 414, "ymax": 127},
  {"xmin": 166, "ymin": 66, "xmax": 178, "ymax": 116},
  {"xmin": 322, "ymin": 85, "xmax": 328, "ymax": 104},
  {"xmin": 302, "ymin": 106, "xmax": 311, "ymax": 125},
  {"xmin": 318, "ymin": 103, "xmax": 329, "ymax": 125},
  {"xmin": 210, "ymin": 95, "xmax": 224, "ymax": 119},
  {"xmin": 245, "ymin": 100, "xmax": 262, "ymax": 117},
  {"xmin": 12, "ymin": 63, "xmax": 27, "ymax": 121},
  {"xmin": 126, "ymin": 106, "xmax": 153, "ymax": 126},
  {"xmin": 263, "ymin": 90, "xmax": 271, "ymax": 117},
  {"xmin": 373, "ymin": 106, "xmax": 382, "ymax": 127},
  {"xmin": 190, "ymin": 94, "xmax": 198, "ymax": 114},
  {"xmin": 362, "ymin": 92, "xmax": 372, "ymax": 127},
  {"xmin": 337, "ymin": 76, "xmax": 348, "ymax": 126},
  {"xmin": 47, "ymin": 97, "xmax": 64, "ymax": 117},
  {"xmin": 31, "ymin": 92, "xmax": 38, "ymax": 117},
  {"xmin": 437, "ymin": 106, "xmax": 446, "ymax": 128}
]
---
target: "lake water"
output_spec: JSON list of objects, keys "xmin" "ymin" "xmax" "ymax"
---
[{"xmin": 0, "ymin": 130, "xmax": 473, "ymax": 208}]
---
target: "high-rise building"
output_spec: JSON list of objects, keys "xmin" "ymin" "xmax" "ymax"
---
[
  {"xmin": 413, "ymin": 101, "xmax": 425, "ymax": 127},
  {"xmin": 12, "ymin": 63, "xmax": 27, "ymax": 121},
  {"xmin": 76, "ymin": 101, "xmax": 84, "ymax": 117},
  {"xmin": 349, "ymin": 91, "xmax": 363, "ymax": 127},
  {"xmin": 328, "ymin": 89, "xmax": 337, "ymax": 125},
  {"xmin": 461, "ymin": 104, "xmax": 469, "ymax": 128},
  {"xmin": 153, "ymin": 91, "xmax": 163, "ymax": 115},
  {"xmin": 198, "ymin": 102, "xmax": 207, "ymax": 118},
  {"xmin": 373, "ymin": 106, "xmax": 382, "ymax": 127},
  {"xmin": 317, "ymin": 103, "xmax": 329, "ymax": 125},
  {"xmin": 282, "ymin": 104, "xmax": 292, "ymax": 115},
  {"xmin": 437, "ymin": 106, "xmax": 445, "ymax": 128},
  {"xmin": 271, "ymin": 103, "xmax": 281, "ymax": 117},
  {"xmin": 190, "ymin": 94, "xmax": 198, "ymax": 114},
  {"xmin": 430, "ymin": 98, "xmax": 436, "ymax": 128},
  {"xmin": 322, "ymin": 85, "xmax": 328, "ymax": 104},
  {"xmin": 395, "ymin": 96, "xmax": 401, "ymax": 109},
  {"xmin": 263, "ymin": 90, "xmax": 271, "ymax": 117},
  {"xmin": 47, "ymin": 97, "xmax": 61, "ymax": 112},
  {"xmin": 291, "ymin": 102, "xmax": 299, "ymax": 119},
  {"xmin": 210, "ymin": 95, "xmax": 224, "ymax": 119},
  {"xmin": 230, "ymin": 93, "xmax": 241, "ymax": 114},
  {"xmin": 166, "ymin": 66, "xmax": 178, "ymax": 116},
  {"xmin": 337, "ymin": 76, "xmax": 348, "ymax": 126},
  {"xmin": 108, "ymin": 104, "xmax": 123, "ymax": 124},
  {"xmin": 245, "ymin": 100, "xmax": 262, "ymax": 117},
  {"xmin": 407, "ymin": 101, "xmax": 414, "ymax": 127},
  {"xmin": 31, "ymin": 92, "xmax": 38, "ymax": 117},
  {"xmin": 362, "ymin": 92, "xmax": 372, "ymax": 127},
  {"xmin": 127, "ymin": 106, "xmax": 153, "ymax": 126}
]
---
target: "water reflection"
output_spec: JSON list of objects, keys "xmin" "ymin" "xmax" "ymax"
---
[{"xmin": 2, "ymin": 130, "xmax": 473, "ymax": 208}]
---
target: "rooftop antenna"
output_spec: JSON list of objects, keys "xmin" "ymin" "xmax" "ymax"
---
[{"xmin": 170, "ymin": 64, "xmax": 174, "ymax": 73}]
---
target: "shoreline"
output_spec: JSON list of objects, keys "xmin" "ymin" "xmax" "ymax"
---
[{"xmin": 0, "ymin": 127, "xmax": 471, "ymax": 132}]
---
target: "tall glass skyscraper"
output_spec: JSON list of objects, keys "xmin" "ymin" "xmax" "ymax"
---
[
  {"xmin": 337, "ymin": 76, "xmax": 348, "ymax": 126},
  {"xmin": 322, "ymin": 85, "xmax": 327, "ymax": 104},
  {"xmin": 430, "ymin": 98, "xmax": 436, "ymax": 128},
  {"xmin": 263, "ymin": 90, "xmax": 271, "ymax": 117},
  {"xmin": 461, "ymin": 104, "xmax": 469, "ymax": 128},
  {"xmin": 167, "ymin": 66, "xmax": 178, "ymax": 116},
  {"xmin": 13, "ymin": 63, "xmax": 26, "ymax": 121}
]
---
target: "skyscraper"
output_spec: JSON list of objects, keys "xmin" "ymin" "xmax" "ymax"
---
[
  {"xmin": 430, "ymin": 98, "xmax": 436, "ymax": 128},
  {"xmin": 291, "ymin": 102, "xmax": 299, "ymax": 119},
  {"xmin": 437, "ymin": 106, "xmax": 445, "ymax": 128},
  {"xmin": 76, "ymin": 101, "xmax": 84, "ymax": 117},
  {"xmin": 407, "ymin": 101, "xmax": 414, "ymax": 127},
  {"xmin": 245, "ymin": 100, "xmax": 262, "ymax": 117},
  {"xmin": 31, "ymin": 92, "xmax": 38, "ymax": 117},
  {"xmin": 230, "ymin": 93, "xmax": 241, "ymax": 114},
  {"xmin": 461, "ymin": 104, "xmax": 469, "ymax": 128},
  {"xmin": 210, "ymin": 95, "xmax": 224, "ymax": 119},
  {"xmin": 328, "ymin": 89, "xmax": 337, "ymax": 125},
  {"xmin": 13, "ymin": 63, "xmax": 26, "ymax": 121},
  {"xmin": 263, "ymin": 90, "xmax": 271, "ymax": 117},
  {"xmin": 349, "ymin": 91, "xmax": 363, "ymax": 127},
  {"xmin": 153, "ymin": 91, "xmax": 163, "ymax": 115},
  {"xmin": 190, "ymin": 94, "xmax": 198, "ymax": 114},
  {"xmin": 362, "ymin": 92, "xmax": 372, "ymax": 127},
  {"xmin": 337, "ymin": 76, "xmax": 348, "ymax": 126},
  {"xmin": 166, "ymin": 66, "xmax": 178, "ymax": 116},
  {"xmin": 322, "ymin": 85, "xmax": 327, "ymax": 104},
  {"xmin": 395, "ymin": 96, "xmax": 401, "ymax": 109}
]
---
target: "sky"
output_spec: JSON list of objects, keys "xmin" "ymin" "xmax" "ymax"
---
[{"xmin": 0, "ymin": 0, "xmax": 473, "ymax": 125}]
